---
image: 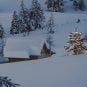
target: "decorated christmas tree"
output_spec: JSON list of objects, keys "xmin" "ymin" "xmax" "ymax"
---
[{"xmin": 64, "ymin": 28, "xmax": 87, "ymax": 55}]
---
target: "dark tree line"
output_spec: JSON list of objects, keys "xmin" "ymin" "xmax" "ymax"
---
[
  {"xmin": 10, "ymin": 0, "xmax": 45, "ymax": 35},
  {"xmin": 73, "ymin": 0, "xmax": 85, "ymax": 11},
  {"xmin": 10, "ymin": 0, "xmax": 86, "ymax": 35},
  {"xmin": 45, "ymin": 0, "xmax": 64, "ymax": 12},
  {"xmin": 45, "ymin": 0, "xmax": 86, "ymax": 12}
]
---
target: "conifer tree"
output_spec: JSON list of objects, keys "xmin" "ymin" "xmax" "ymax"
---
[
  {"xmin": 0, "ymin": 24, "xmax": 4, "ymax": 56},
  {"xmin": 45, "ymin": 0, "xmax": 64, "ymax": 12},
  {"xmin": 10, "ymin": 11, "xmax": 19, "ymax": 34},
  {"xmin": 18, "ymin": 19, "xmax": 27, "ymax": 35},
  {"xmin": 73, "ymin": 0, "xmax": 78, "ymax": 10},
  {"xmin": 19, "ymin": 0, "xmax": 31, "ymax": 33},
  {"xmin": 64, "ymin": 29, "xmax": 87, "ymax": 55},
  {"xmin": 78, "ymin": 0, "xmax": 85, "ymax": 11},
  {"xmin": 45, "ymin": 0, "xmax": 54, "ymax": 11},
  {"xmin": 47, "ymin": 13, "xmax": 55, "ymax": 34},
  {"xmin": 30, "ymin": 0, "xmax": 45, "ymax": 30},
  {"xmin": 73, "ymin": 0, "xmax": 85, "ymax": 11},
  {"xmin": 0, "ymin": 24, "xmax": 4, "ymax": 38},
  {"xmin": 59, "ymin": 0, "xmax": 64, "ymax": 12}
]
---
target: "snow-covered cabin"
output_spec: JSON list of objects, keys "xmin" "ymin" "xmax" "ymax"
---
[{"xmin": 4, "ymin": 37, "xmax": 51, "ymax": 61}]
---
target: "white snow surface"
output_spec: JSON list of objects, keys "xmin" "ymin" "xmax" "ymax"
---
[{"xmin": 0, "ymin": 55, "xmax": 87, "ymax": 87}]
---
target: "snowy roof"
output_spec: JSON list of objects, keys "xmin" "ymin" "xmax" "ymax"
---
[{"xmin": 4, "ymin": 36, "xmax": 47, "ymax": 58}]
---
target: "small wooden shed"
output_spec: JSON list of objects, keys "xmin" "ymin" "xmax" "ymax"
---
[{"xmin": 4, "ymin": 37, "xmax": 51, "ymax": 62}]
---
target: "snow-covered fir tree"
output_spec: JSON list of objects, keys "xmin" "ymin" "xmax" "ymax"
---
[
  {"xmin": 73, "ymin": 0, "xmax": 78, "ymax": 10},
  {"xmin": 19, "ymin": 0, "xmax": 32, "ymax": 33},
  {"xmin": 29, "ymin": 0, "xmax": 45, "ymax": 30},
  {"xmin": 47, "ymin": 13, "xmax": 55, "ymax": 34},
  {"xmin": 0, "ymin": 76, "xmax": 20, "ymax": 87},
  {"xmin": 18, "ymin": 19, "xmax": 28, "ymax": 35},
  {"xmin": 64, "ymin": 29, "xmax": 87, "ymax": 55},
  {"xmin": 78, "ymin": 0, "xmax": 85, "ymax": 10},
  {"xmin": 73, "ymin": 0, "xmax": 85, "ymax": 11},
  {"xmin": 0, "ymin": 24, "xmax": 4, "ymax": 38},
  {"xmin": 45, "ymin": 0, "xmax": 54, "ymax": 11},
  {"xmin": 10, "ymin": 11, "xmax": 20, "ymax": 34},
  {"xmin": 0, "ymin": 24, "xmax": 4, "ymax": 56},
  {"xmin": 59, "ymin": 0, "xmax": 64, "ymax": 12},
  {"xmin": 45, "ymin": 0, "xmax": 64, "ymax": 12}
]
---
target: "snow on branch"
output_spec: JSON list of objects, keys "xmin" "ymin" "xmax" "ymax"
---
[{"xmin": 0, "ymin": 76, "xmax": 21, "ymax": 87}]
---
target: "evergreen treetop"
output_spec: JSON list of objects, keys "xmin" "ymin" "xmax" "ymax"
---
[
  {"xmin": 30, "ymin": 0, "xmax": 45, "ymax": 30},
  {"xmin": 10, "ymin": 11, "xmax": 20, "ymax": 34}
]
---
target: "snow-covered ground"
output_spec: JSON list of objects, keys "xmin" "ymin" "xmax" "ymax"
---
[
  {"xmin": 0, "ymin": 0, "xmax": 87, "ymax": 87},
  {"xmin": 0, "ymin": 55, "xmax": 87, "ymax": 87}
]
